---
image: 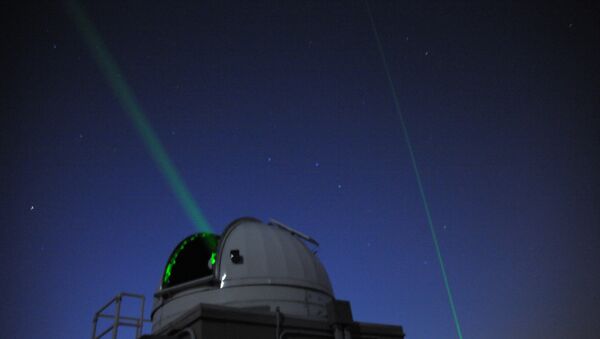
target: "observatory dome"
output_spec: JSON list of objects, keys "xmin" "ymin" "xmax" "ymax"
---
[
  {"xmin": 152, "ymin": 217, "xmax": 335, "ymax": 332},
  {"xmin": 216, "ymin": 217, "xmax": 333, "ymax": 294}
]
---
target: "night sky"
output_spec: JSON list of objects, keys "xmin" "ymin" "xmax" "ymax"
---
[{"xmin": 2, "ymin": 1, "xmax": 599, "ymax": 338}]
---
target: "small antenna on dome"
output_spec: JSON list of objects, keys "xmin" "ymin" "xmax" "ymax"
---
[{"xmin": 268, "ymin": 218, "xmax": 319, "ymax": 248}]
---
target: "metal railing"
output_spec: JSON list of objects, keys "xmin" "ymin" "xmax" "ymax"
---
[{"xmin": 91, "ymin": 292, "xmax": 151, "ymax": 339}]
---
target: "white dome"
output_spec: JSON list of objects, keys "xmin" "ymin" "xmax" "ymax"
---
[
  {"xmin": 215, "ymin": 218, "xmax": 333, "ymax": 295},
  {"xmin": 152, "ymin": 218, "xmax": 335, "ymax": 332}
]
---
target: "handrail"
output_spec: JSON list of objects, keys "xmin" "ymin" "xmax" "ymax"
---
[
  {"xmin": 95, "ymin": 295, "xmax": 119, "ymax": 316},
  {"xmin": 96, "ymin": 314, "xmax": 152, "ymax": 323},
  {"xmin": 154, "ymin": 275, "xmax": 214, "ymax": 298},
  {"xmin": 91, "ymin": 292, "xmax": 148, "ymax": 339}
]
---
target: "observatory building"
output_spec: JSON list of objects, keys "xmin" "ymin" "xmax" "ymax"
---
[{"xmin": 92, "ymin": 217, "xmax": 405, "ymax": 339}]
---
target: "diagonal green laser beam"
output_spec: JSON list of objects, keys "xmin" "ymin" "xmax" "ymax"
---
[
  {"xmin": 365, "ymin": 1, "xmax": 464, "ymax": 338},
  {"xmin": 66, "ymin": 0, "xmax": 211, "ymax": 233}
]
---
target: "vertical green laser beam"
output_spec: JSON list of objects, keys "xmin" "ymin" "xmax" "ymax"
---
[
  {"xmin": 365, "ymin": 1, "xmax": 464, "ymax": 338},
  {"xmin": 66, "ymin": 0, "xmax": 211, "ymax": 233}
]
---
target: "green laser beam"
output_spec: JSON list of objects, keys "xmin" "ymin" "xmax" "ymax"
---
[
  {"xmin": 66, "ymin": 0, "xmax": 211, "ymax": 233},
  {"xmin": 364, "ymin": 1, "xmax": 464, "ymax": 338}
]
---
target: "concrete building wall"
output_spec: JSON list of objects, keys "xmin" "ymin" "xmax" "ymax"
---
[{"xmin": 143, "ymin": 302, "xmax": 404, "ymax": 339}]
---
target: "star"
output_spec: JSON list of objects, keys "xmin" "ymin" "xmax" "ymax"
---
[
  {"xmin": 424, "ymin": 51, "xmax": 430, "ymax": 56},
  {"xmin": 314, "ymin": 162, "xmax": 320, "ymax": 167},
  {"xmin": 337, "ymin": 184, "xmax": 342, "ymax": 189},
  {"xmin": 30, "ymin": 205, "xmax": 35, "ymax": 211},
  {"xmin": 267, "ymin": 157, "xmax": 272, "ymax": 162}
]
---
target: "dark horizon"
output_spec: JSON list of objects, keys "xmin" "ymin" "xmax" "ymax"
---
[{"xmin": 2, "ymin": 1, "xmax": 599, "ymax": 338}]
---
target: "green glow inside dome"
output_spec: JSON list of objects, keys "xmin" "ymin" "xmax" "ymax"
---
[{"xmin": 162, "ymin": 232, "xmax": 219, "ymax": 289}]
